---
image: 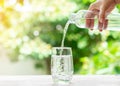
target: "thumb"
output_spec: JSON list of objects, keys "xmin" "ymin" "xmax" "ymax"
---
[{"xmin": 99, "ymin": 6, "xmax": 106, "ymax": 23}]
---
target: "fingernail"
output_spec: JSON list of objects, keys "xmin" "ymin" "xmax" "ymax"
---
[
  {"xmin": 100, "ymin": 29, "xmax": 102, "ymax": 32},
  {"xmin": 90, "ymin": 28, "xmax": 93, "ymax": 30},
  {"xmin": 100, "ymin": 19, "xmax": 103, "ymax": 23}
]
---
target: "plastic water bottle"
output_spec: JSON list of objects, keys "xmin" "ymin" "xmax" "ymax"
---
[{"xmin": 68, "ymin": 10, "xmax": 120, "ymax": 31}]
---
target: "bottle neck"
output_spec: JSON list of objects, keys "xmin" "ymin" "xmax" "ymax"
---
[{"xmin": 68, "ymin": 13, "xmax": 77, "ymax": 24}]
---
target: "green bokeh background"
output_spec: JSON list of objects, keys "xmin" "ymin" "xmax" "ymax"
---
[{"xmin": 0, "ymin": 0, "xmax": 120, "ymax": 74}]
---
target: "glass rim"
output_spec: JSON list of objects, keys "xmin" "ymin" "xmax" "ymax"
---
[{"xmin": 52, "ymin": 47, "xmax": 72, "ymax": 50}]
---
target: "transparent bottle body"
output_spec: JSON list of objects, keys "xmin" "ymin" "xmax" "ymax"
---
[{"xmin": 69, "ymin": 10, "xmax": 120, "ymax": 31}]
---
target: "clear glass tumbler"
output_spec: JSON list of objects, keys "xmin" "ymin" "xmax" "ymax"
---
[{"xmin": 51, "ymin": 47, "xmax": 73, "ymax": 84}]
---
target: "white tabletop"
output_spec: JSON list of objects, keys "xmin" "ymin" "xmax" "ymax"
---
[{"xmin": 0, "ymin": 75, "xmax": 119, "ymax": 86}]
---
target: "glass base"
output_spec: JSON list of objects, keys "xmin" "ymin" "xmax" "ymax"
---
[{"xmin": 52, "ymin": 78, "xmax": 71, "ymax": 85}]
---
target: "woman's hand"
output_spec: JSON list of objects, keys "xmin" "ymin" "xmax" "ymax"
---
[{"xmin": 86, "ymin": 0, "xmax": 117, "ymax": 31}]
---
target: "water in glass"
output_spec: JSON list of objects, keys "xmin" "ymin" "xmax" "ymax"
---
[{"xmin": 51, "ymin": 47, "xmax": 73, "ymax": 84}]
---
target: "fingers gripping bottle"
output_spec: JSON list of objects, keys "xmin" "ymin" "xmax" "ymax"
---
[{"xmin": 68, "ymin": 10, "xmax": 120, "ymax": 31}]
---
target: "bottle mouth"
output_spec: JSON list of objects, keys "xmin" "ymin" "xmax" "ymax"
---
[{"xmin": 68, "ymin": 13, "xmax": 77, "ymax": 24}]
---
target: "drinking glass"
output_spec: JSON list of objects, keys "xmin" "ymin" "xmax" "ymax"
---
[{"xmin": 51, "ymin": 47, "xmax": 73, "ymax": 84}]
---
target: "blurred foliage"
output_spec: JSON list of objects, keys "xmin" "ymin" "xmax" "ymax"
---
[{"xmin": 0, "ymin": 0, "xmax": 120, "ymax": 74}]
